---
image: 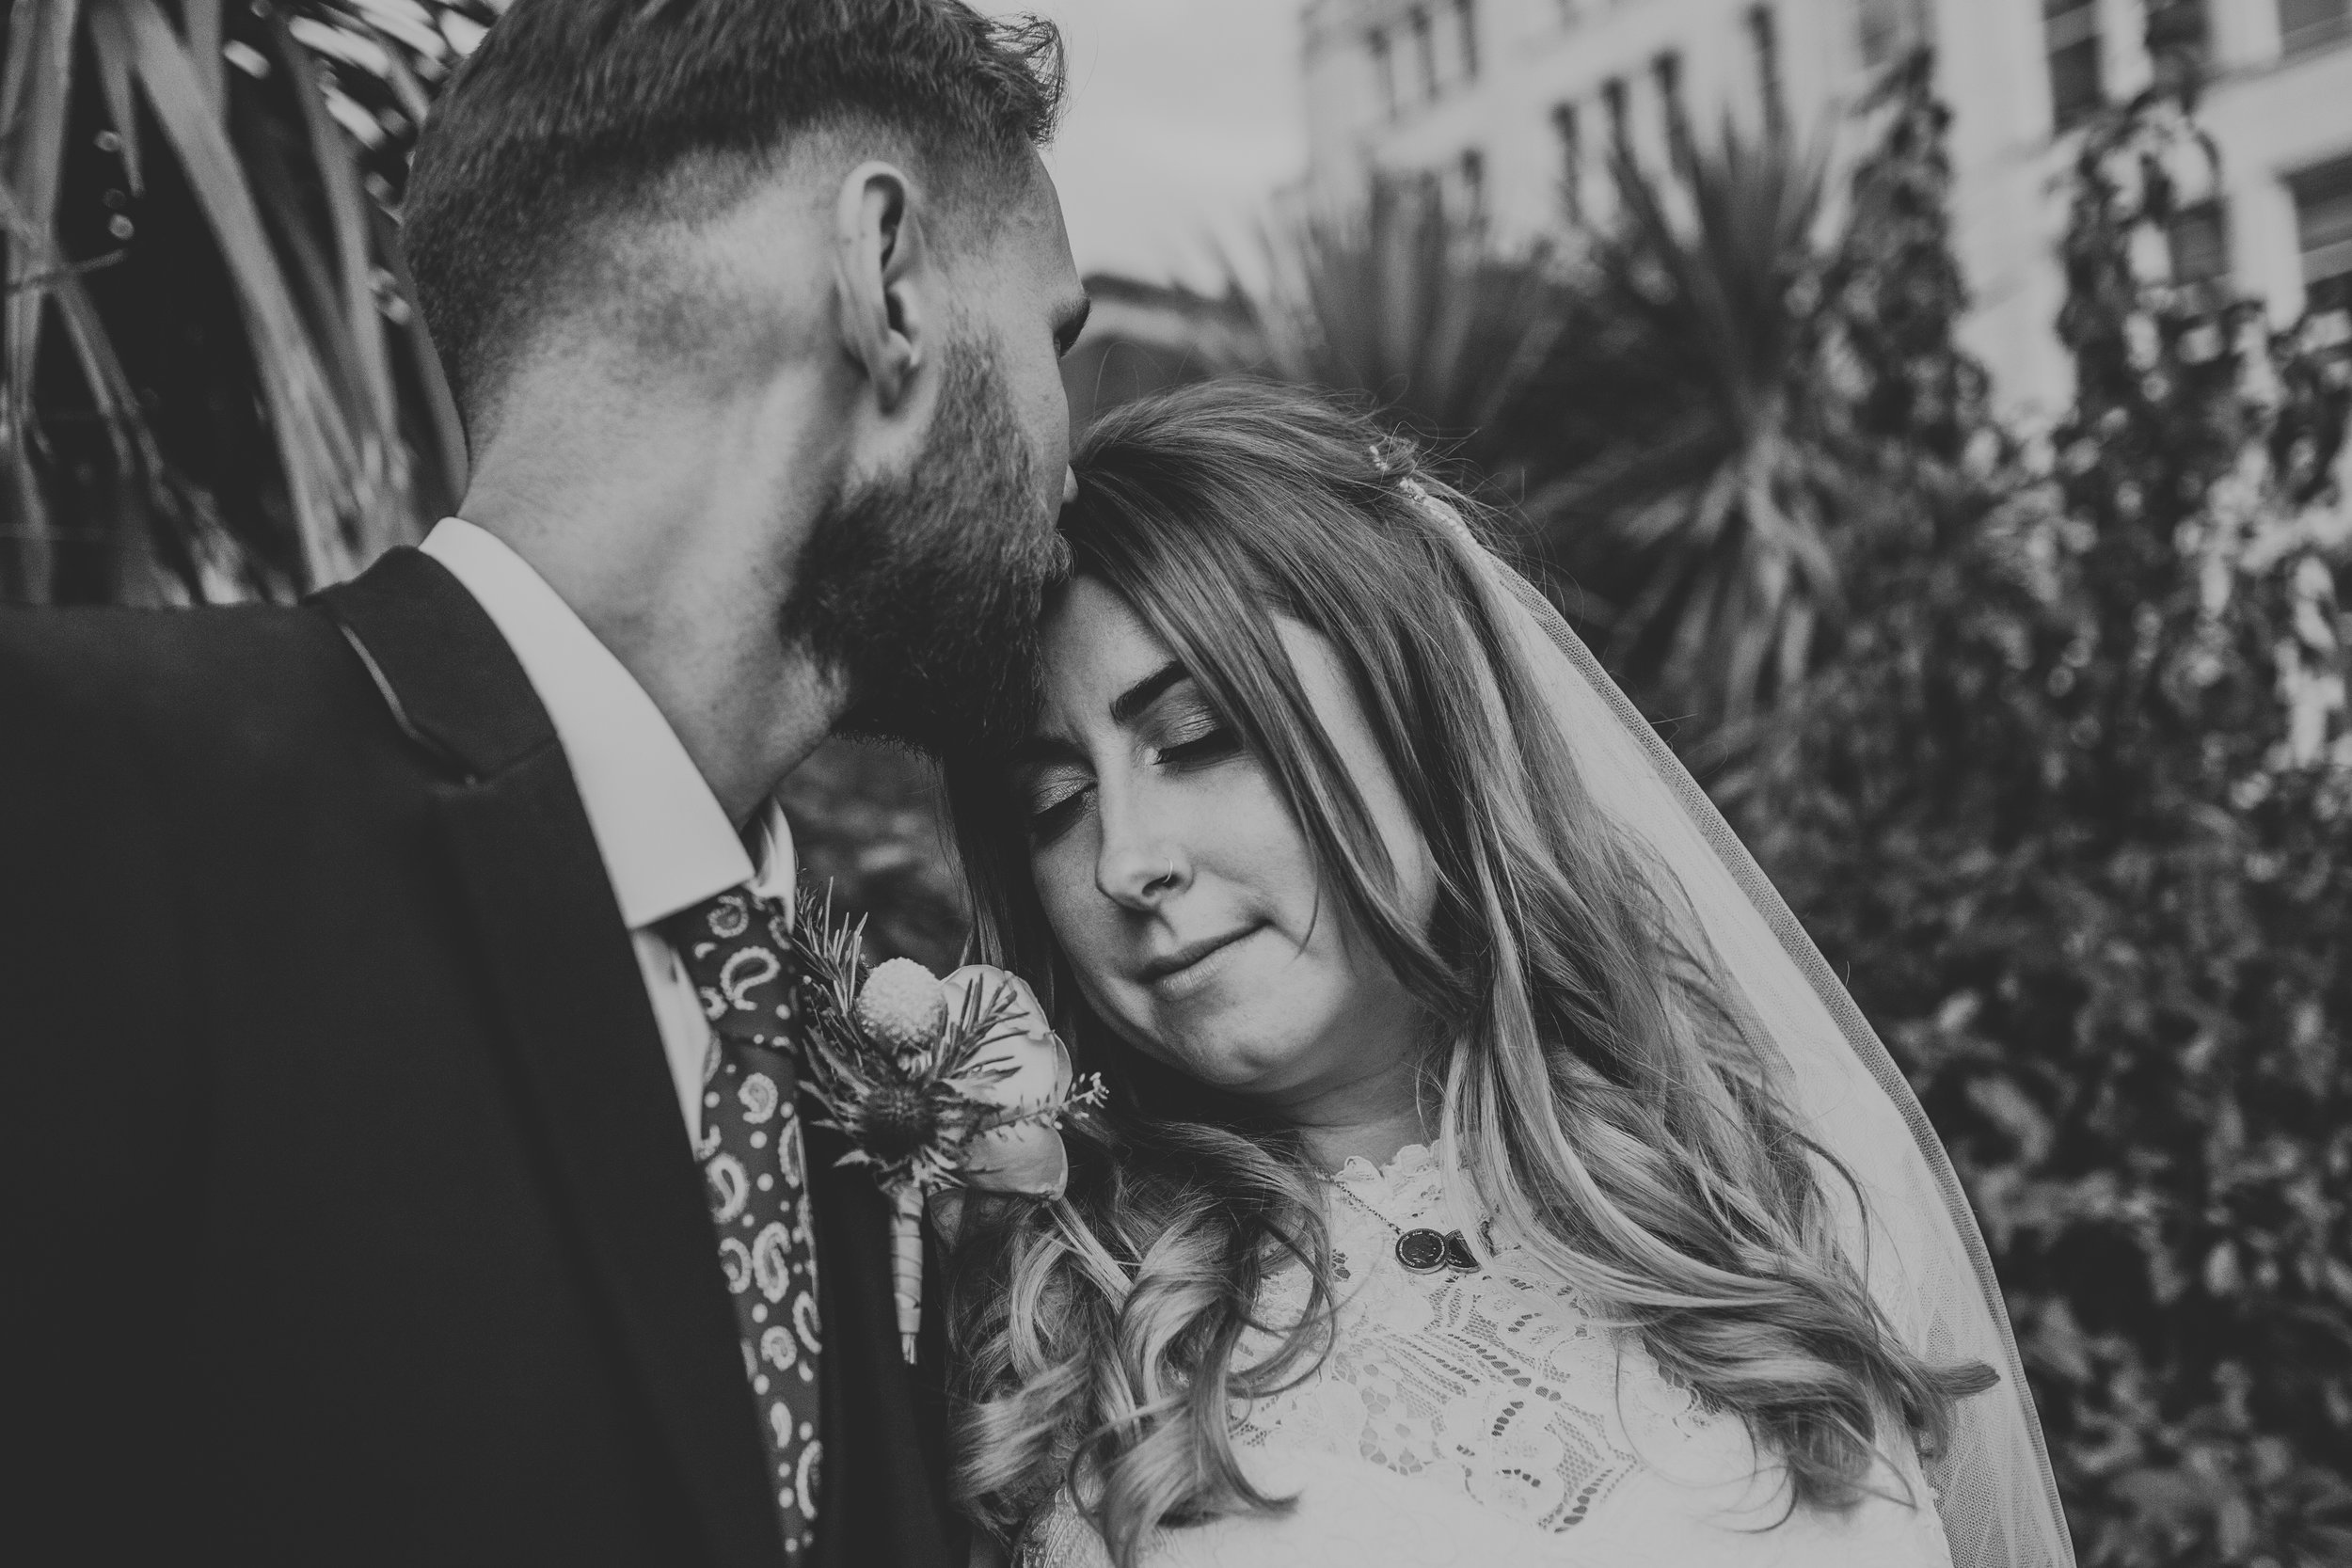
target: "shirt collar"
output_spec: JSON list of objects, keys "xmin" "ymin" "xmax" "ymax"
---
[{"xmin": 421, "ymin": 518, "xmax": 792, "ymax": 928}]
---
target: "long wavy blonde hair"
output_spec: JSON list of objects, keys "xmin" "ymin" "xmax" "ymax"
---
[{"xmin": 941, "ymin": 380, "xmax": 1990, "ymax": 1565}]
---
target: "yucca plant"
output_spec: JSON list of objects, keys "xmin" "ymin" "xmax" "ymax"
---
[
  {"xmin": 0, "ymin": 0, "xmax": 494, "ymax": 607},
  {"xmin": 1236, "ymin": 142, "xmax": 1869, "ymax": 740},
  {"xmin": 1247, "ymin": 175, "xmax": 1578, "ymax": 510},
  {"xmin": 1525, "ymin": 123, "xmax": 1858, "ymax": 736}
]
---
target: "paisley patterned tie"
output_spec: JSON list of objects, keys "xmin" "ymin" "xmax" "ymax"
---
[{"xmin": 664, "ymin": 888, "xmax": 823, "ymax": 1562}]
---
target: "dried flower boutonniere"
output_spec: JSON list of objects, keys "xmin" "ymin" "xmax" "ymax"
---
[{"xmin": 789, "ymin": 888, "xmax": 1104, "ymax": 1362}]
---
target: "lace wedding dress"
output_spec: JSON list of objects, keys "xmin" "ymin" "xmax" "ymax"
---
[{"xmin": 1021, "ymin": 1146, "xmax": 1953, "ymax": 1568}]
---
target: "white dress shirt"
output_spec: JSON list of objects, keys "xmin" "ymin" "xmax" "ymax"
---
[{"xmin": 421, "ymin": 517, "xmax": 794, "ymax": 1144}]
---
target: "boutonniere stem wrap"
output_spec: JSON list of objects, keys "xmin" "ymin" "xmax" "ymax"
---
[{"xmin": 790, "ymin": 888, "xmax": 1104, "ymax": 1363}]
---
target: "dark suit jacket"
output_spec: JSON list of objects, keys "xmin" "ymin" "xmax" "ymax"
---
[{"xmin": 0, "ymin": 548, "xmax": 962, "ymax": 1567}]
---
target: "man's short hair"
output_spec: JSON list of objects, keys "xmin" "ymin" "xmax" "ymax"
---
[{"xmin": 402, "ymin": 0, "xmax": 1065, "ymax": 430}]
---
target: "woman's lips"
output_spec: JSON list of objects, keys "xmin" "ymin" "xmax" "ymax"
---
[{"xmin": 1138, "ymin": 926, "xmax": 1257, "ymax": 988}]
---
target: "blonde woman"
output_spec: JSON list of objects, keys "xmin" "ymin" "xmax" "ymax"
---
[{"xmin": 941, "ymin": 382, "xmax": 2073, "ymax": 1568}]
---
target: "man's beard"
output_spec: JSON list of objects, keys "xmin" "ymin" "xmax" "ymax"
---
[{"xmin": 779, "ymin": 340, "xmax": 1066, "ymax": 753}]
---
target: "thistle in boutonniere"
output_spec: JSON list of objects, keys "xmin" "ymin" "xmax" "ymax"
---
[{"xmin": 788, "ymin": 886, "xmax": 1104, "ymax": 1362}]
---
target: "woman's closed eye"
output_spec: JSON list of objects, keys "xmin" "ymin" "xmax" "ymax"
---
[
  {"xmin": 1022, "ymin": 768, "xmax": 1094, "ymax": 842},
  {"xmin": 1018, "ymin": 707, "xmax": 1245, "ymax": 845},
  {"xmin": 1147, "ymin": 702, "xmax": 1243, "ymax": 769}
]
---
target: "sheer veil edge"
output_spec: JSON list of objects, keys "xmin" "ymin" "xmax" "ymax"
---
[{"xmin": 1457, "ymin": 540, "xmax": 2076, "ymax": 1568}]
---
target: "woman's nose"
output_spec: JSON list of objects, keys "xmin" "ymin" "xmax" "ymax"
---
[{"xmin": 1094, "ymin": 797, "xmax": 1189, "ymax": 911}]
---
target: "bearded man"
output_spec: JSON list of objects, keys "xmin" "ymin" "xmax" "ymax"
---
[{"xmin": 0, "ymin": 3, "xmax": 1086, "ymax": 1564}]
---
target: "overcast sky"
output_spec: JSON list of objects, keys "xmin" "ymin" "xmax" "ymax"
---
[{"xmin": 985, "ymin": 0, "xmax": 1310, "ymax": 290}]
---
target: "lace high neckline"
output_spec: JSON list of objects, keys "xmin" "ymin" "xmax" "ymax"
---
[
  {"xmin": 1325, "ymin": 1142, "xmax": 1445, "ymax": 1228},
  {"xmin": 1327, "ymin": 1140, "xmax": 1437, "ymax": 1188},
  {"xmin": 1234, "ymin": 1148, "xmax": 1746, "ymax": 1544}
]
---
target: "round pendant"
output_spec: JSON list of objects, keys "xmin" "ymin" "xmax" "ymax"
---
[
  {"xmin": 1394, "ymin": 1228, "xmax": 1450, "ymax": 1273},
  {"xmin": 1395, "ymin": 1227, "xmax": 1477, "ymax": 1275}
]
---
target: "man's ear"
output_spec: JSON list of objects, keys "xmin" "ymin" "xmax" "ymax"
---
[{"xmin": 832, "ymin": 161, "xmax": 932, "ymax": 415}]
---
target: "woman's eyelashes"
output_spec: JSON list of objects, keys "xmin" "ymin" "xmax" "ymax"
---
[
  {"xmin": 1019, "ymin": 706, "xmax": 1246, "ymax": 845},
  {"xmin": 1023, "ymin": 770, "xmax": 1092, "ymax": 843},
  {"xmin": 1147, "ymin": 703, "xmax": 1242, "ymax": 768}
]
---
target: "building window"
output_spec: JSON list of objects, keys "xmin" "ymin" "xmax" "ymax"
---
[
  {"xmin": 2293, "ymin": 158, "xmax": 2352, "ymax": 316},
  {"xmin": 1553, "ymin": 103, "xmax": 1584, "ymax": 222},
  {"xmin": 1654, "ymin": 50, "xmax": 1692, "ymax": 164},
  {"xmin": 1410, "ymin": 8, "xmax": 1438, "ymax": 101},
  {"xmin": 1455, "ymin": 0, "xmax": 1481, "ymax": 80},
  {"xmin": 2280, "ymin": 0, "xmax": 2352, "ymax": 56},
  {"xmin": 2044, "ymin": 0, "xmax": 2103, "ymax": 131},
  {"xmin": 1370, "ymin": 29, "xmax": 1398, "ymax": 119},
  {"xmin": 2167, "ymin": 199, "xmax": 2230, "ymax": 286},
  {"xmin": 2146, "ymin": 0, "xmax": 2210, "ymax": 83},
  {"xmin": 1750, "ymin": 5, "xmax": 1787, "ymax": 138},
  {"xmin": 1602, "ymin": 76, "xmax": 1630, "ymax": 161},
  {"xmin": 1856, "ymin": 0, "xmax": 1927, "ymax": 70},
  {"xmin": 1459, "ymin": 148, "xmax": 1486, "ymax": 222}
]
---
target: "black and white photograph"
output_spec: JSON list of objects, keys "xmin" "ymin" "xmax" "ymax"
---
[{"xmin": 1, "ymin": 1, "xmax": 2346, "ymax": 1564}]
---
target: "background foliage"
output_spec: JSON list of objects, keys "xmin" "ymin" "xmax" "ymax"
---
[
  {"xmin": 1730, "ymin": 78, "xmax": 2352, "ymax": 1566},
  {"xmin": 0, "ymin": 0, "xmax": 488, "ymax": 604}
]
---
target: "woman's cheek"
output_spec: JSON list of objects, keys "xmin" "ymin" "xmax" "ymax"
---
[
  {"xmin": 1205, "ymin": 773, "xmax": 1314, "ymax": 910},
  {"xmin": 1032, "ymin": 844, "xmax": 1122, "ymax": 1013},
  {"xmin": 1030, "ymin": 837, "xmax": 1089, "ymax": 943}
]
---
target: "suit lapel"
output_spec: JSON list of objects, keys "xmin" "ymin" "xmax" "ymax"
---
[
  {"xmin": 805, "ymin": 1123, "xmax": 961, "ymax": 1568},
  {"xmin": 319, "ymin": 550, "xmax": 784, "ymax": 1568}
]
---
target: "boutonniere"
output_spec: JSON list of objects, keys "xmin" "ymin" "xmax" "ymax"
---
[{"xmin": 789, "ymin": 887, "xmax": 1104, "ymax": 1363}]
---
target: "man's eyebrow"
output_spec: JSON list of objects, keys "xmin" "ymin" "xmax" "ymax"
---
[
  {"xmin": 1109, "ymin": 659, "xmax": 1188, "ymax": 726},
  {"xmin": 1053, "ymin": 295, "xmax": 1091, "ymax": 358}
]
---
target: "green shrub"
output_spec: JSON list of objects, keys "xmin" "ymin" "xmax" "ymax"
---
[{"xmin": 1732, "ymin": 80, "xmax": 2352, "ymax": 1567}]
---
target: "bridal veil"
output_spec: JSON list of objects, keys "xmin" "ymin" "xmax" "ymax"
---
[{"xmin": 1431, "ymin": 510, "xmax": 2076, "ymax": 1568}]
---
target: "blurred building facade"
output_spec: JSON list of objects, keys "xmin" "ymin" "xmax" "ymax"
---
[{"xmin": 1300, "ymin": 0, "xmax": 2352, "ymax": 420}]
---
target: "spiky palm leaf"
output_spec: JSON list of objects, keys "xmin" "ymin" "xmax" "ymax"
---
[
  {"xmin": 1528, "ymin": 124, "xmax": 1854, "ymax": 731},
  {"xmin": 1248, "ymin": 176, "xmax": 1572, "ymax": 497},
  {"xmin": 0, "ymin": 0, "xmax": 493, "ymax": 606},
  {"xmin": 1238, "ymin": 149, "xmax": 1862, "ymax": 735}
]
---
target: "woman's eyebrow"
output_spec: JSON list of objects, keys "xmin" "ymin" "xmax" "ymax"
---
[
  {"xmin": 1109, "ymin": 660, "xmax": 1189, "ymax": 726},
  {"xmin": 1004, "ymin": 661, "xmax": 1191, "ymax": 768}
]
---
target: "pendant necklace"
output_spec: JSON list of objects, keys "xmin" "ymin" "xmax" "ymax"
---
[{"xmin": 1327, "ymin": 1171, "xmax": 1480, "ymax": 1275}]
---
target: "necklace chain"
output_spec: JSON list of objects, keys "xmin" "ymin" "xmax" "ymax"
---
[{"xmin": 1326, "ymin": 1171, "xmax": 1480, "ymax": 1275}]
